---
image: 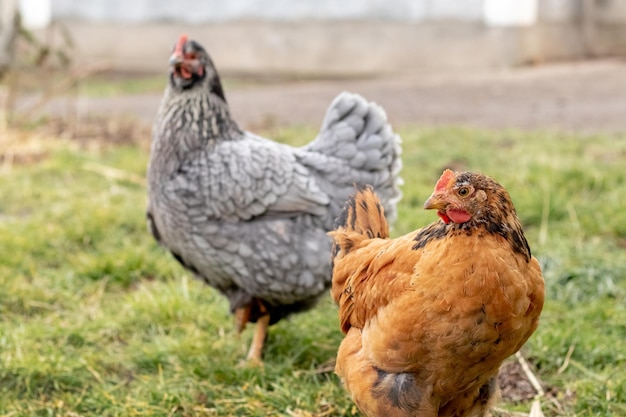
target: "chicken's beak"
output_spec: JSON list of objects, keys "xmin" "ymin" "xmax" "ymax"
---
[
  {"xmin": 423, "ymin": 192, "xmax": 447, "ymax": 211},
  {"xmin": 169, "ymin": 53, "xmax": 184, "ymax": 67}
]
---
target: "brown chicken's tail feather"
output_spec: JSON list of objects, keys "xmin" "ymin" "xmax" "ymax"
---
[{"xmin": 330, "ymin": 185, "xmax": 389, "ymax": 261}]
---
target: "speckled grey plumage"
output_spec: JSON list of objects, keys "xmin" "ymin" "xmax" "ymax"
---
[{"xmin": 147, "ymin": 45, "xmax": 402, "ymax": 324}]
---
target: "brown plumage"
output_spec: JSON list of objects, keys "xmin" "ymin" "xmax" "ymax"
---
[{"xmin": 329, "ymin": 170, "xmax": 545, "ymax": 417}]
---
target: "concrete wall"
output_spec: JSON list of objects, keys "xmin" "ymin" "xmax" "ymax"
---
[
  {"xmin": 31, "ymin": 0, "xmax": 626, "ymax": 75},
  {"xmin": 49, "ymin": 0, "xmax": 484, "ymax": 23}
]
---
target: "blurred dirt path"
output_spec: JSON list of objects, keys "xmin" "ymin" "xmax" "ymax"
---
[{"xmin": 30, "ymin": 58, "xmax": 626, "ymax": 133}]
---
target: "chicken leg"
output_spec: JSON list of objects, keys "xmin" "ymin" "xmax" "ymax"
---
[
  {"xmin": 235, "ymin": 306, "xmax": 251, "ymax": 334},
  {"xmin": 235, "ymin": 299, "xmax": 270, "ymax": 363},
  {"xmin": 246, "ymin": 313, "xmax": 270, "ymax": 363}
]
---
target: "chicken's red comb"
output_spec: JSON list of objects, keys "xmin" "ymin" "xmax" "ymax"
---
[
  {"xmin": 435, "ymin": 169, "xmax": 455, "ymax": 192},
  {"xmin": 174, "ymin": 34, "xmax": 188, "ymax": 56}
]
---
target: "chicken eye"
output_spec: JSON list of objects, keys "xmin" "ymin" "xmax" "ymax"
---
[{"xmin": 458, "ymin": 187, "xmax": 470, "ymax": 197}]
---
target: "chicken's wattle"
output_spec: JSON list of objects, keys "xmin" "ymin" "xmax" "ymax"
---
[
  {"xmin": 447, "ymin": 208, "xmax": 471, "ymax": 224},
  {"xmin": 437, "ymin": 211, "xmax": 451, "ymax": 224},
  {"xmin": 179, "ymin": 66, "xmax": 192, "ymax": 79},
  {"xmin": 438, "ymin": 208, "xmax": 471, "ymax": 224}
]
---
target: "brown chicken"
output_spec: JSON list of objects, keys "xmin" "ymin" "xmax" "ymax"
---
[{"xmin": 329, "ymin": 169, "xmax": 545, "ymax": 417}]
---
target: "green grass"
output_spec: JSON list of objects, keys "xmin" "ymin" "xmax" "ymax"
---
[
  {"xmin": 1, "ymin": 126, "xmax": 625, "ymax": 416},
  {"xmin": 76, "ymin": 73, "xmax": 168, "ymax": 97},
  {"xmin": 1, "ymin": 71, "xmax": 248, "ymax": 100}
]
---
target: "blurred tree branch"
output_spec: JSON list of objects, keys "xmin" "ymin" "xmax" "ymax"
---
[
  {"xmin": 0, "ymin": 0, "xmax": 19, "ymax": 80},
  {"xmin": 0, "ymin": 3, "xmax": 85, "ymax": 127}
]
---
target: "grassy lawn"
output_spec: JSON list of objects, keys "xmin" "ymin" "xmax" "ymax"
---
[{"xmin": 0, "ymin": 124, "xmax": 625, "ymax": 416}]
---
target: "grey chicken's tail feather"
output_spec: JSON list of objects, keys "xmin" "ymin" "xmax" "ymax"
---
[{"xmin": 303, "ymin": 92, "xmax": 402, "ymax": 223}]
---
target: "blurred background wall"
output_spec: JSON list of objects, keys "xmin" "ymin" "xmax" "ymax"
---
[{"xmin": 14, "ymin": 0, "xmax": 626, "ymax": 76}]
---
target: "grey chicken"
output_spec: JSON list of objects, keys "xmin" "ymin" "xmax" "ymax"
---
[{"xmin": 147, "ymin": 34, "xmax": 402, "ymax": 361}]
